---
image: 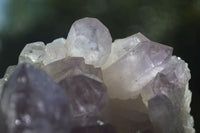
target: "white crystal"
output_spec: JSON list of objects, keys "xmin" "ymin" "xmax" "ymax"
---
[
  {"xmin": 43, "ymin": 38, "xmax": 67, "ymax": 65},
  {"xmin": 103, "ymin": 33, "xmax": 149, "ymax": 69},
  {"xmin": 65, "ymin": 17, "xmax": 112, "ymax": 67},
  {"xmin": 18, "ymin": 42, "xmax": 45, "ymax": 66}
]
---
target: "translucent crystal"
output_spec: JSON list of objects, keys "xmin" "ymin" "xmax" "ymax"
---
[
  {"xmin": 148, "ymin": 94, "xmax": 178, "ymax": 133},
  {"xmin": 43, "ymin": 57, "xmax": 103, "ymax": 83},
  {"xmin": 65, "ymin": 17, "xmax": 112, "ymax": 67},
  {"xmin": 103, "ymin": 33, "xmax": 149, "ymax": 69},
  {"xmin": 59, "ymin": 75, "xmax": 109, "ymax": 127},
  {"xmin": 0, "ymin": 63, "xmax": 71, "ymax": 133},
  {"xmin": 18, "ymin": 42, "xmax": 45, "ymax": 66},
  {"xmin": 43, "ymin": 38, "xmax": 67, "ymax": 65},
  {"xmin": 103, "ymin": 41, "xmax": 173, "ymax": 99}
]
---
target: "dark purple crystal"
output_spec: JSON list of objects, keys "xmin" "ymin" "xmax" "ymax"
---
[
  {"xmin": 0, "ymin": 63, "xmax": 71, "ymax": 133},
  {"xmin": 71, "ymin": 124, "xmax": 116, "ymax": 133},
  {"xmin": 59, "ymin": 75, "xmax": 109, "ymax": 127}
]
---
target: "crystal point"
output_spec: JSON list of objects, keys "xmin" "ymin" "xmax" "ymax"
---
[
  {"xmin": 18, "ymin": 42, "xmax": 45, "ymax": 66},
  {"xmin": 1, "ymin": 63, "xmax": 71, "ymax": 133},
  {"xmin": 66, "ymin": 17, "xmax": 112, "ymax": 67}
]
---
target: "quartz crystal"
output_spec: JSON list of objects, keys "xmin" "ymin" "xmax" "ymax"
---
[
  {"xmin": 59, "ymin": 75, "xmax": 109, "ymax": 128},
  {"xmin": 18, "ymin": 42, "xmax": 45, "ymax": 66},
  {"xmin": 43, "ymin": 38, "xmax": 67, "ymax": 65},
  {"xmin": 65, "ymin": 17, "xmax": 112, "ymax": 67},
  {"xmin": 1, "ymin": 63, "xmax": 71, "ymax": 133},
  {"xmin": 102, "ymin": 32, "xmax": 149, "ymax": 69},
  {"xmin": 43, "ymin": 57, "xmax": 103, "ymax": 83},
  {"xmin": 0, "ymin": 17, "xmax": 195, "ymax": 133},
  {"xmin": 103, "ymin": 40, "xmax": 173, "ymax": 99}
]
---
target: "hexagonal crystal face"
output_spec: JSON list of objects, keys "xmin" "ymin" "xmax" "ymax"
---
[{"xmin": 65, "ymin": 17, "xmax": 112, "ymax": 67}]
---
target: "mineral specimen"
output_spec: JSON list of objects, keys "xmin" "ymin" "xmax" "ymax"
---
[
  {"xmin": 0, "ymin": 17, "xmax": 195, "ymax": 133},
  {"xmin": 59, "ymin": 75, "xmax": 109, "ymax": 128},
  {"xmin": 1, "ymin": 63, "xmax": 71, "ymax": 133},
  {"xmin": 65, "ymin": 17, "xmax": 112, "ymax": 67}
]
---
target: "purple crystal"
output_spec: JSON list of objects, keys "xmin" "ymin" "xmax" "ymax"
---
[
  {"xmin": 71, "ymin": 124, "xmax": 116, "ymax": 133},
  {"xmin": 148, "ymin": 94, "xmax": 179, "ymax": 133},
  {"xmin": 59, "ymin": 75, "xmax": 109, "ymax": 127},
  {"xmin": 0, "ymin": 63, "xmax": 71, "ymax": 133}
]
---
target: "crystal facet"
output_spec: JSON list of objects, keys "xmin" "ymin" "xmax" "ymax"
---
[
  {"xmin": 1, "ymin": 63, "xmax": 71, "ymax": 133},
  {"xmin": 59, "ymin": 75, "xmax": 109, "ymax": 127},
  {"xmin": 103, "ymin": 32, "xmax": 149, "ymax": 69},
  {"xmin": 65, "ymin": 17, "xmax": 112, "ymax": 67},
  {"xmin": 18, "ymin": 42, "xmax": 45, "ymax": 66},
  {"xmin": 43, "ymin": 57, "xmax": 103, "ymax": 83},
  {"xmin": 103, "ymin": 41, "xmax": 173, "ymax": 99},
  {"xmin": 43, "ymin": 38, "xmax": 67, "ymax": 65}
]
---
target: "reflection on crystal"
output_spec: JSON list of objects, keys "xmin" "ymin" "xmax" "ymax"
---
[
  {"xmin": 18, "ymin": 42, "xmax": 45, "ymax": 66},
  {"xmin": 65, "ymin": 17, "xmax": 112, "ymax": 67},
  {"xmin": 1, "ymin": 63, "xmax": 71, "ymax": 133}
]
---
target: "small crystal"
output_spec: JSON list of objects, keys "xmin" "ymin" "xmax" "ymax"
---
[
  {"xmin": 43, "ymin": 57, "xmax": 103, "ymax": 83},
  {"xmin": 59, "ymin": 75, "xmax": 109, "ymax": 127},
  {"xmin": 18, "ymin": 42, "xmax": 45, "ymax": 66},
  {"xmin": 1, "ymin": 63, "xmax": 71, "ymax": 133},
  {"xmin": 43, "ymin": 38, "xmax": 67, "ymax": 65},
  {"xmin": 65, "ymin": 17, "xmax": 112, "ymax": 67}
]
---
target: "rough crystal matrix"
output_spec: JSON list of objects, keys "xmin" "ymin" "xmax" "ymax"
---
[{"xmin": 0, "ymin": 17, "xmax": 195, "ymax": 133}]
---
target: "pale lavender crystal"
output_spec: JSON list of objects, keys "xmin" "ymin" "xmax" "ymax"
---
[
  {"xmin": 1, "ymin": 63, "xmax": 71, "ymax": 133},
  {"xmin": 103, "ymin": 41, "xmax": 173, "ymax": 99},
  {"xmin": 65, "ymin": 17, "xmax": 112, "ymax": 67},
  {"xmin": 59, "ymin": 75, "xmax": 109, "ymax": 127},
  {"xmin": 42, "ymin": 57, "xmax": 103, "ymax": 83}
]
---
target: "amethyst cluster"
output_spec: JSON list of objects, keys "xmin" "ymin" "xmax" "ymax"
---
[{"xmin": 0, "ymin": 18, "xmax": 194, "ymax": 133}]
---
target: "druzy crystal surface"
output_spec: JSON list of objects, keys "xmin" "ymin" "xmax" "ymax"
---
[{"xmin": 0, "ymin": 17, "xmax": 195, "ymax": 133}]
